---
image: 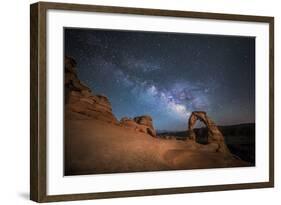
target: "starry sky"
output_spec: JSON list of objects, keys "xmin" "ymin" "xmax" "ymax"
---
[{"xmin": 64, "ymin": 28, "xmax": 255, "ymax": 131}]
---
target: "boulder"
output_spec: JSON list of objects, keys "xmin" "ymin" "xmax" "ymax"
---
[
  {"xmin": 120, "ymin": 118, "xmax": 141, "ymax": 130},
  {"xmin": 134, "ymin": 115, "xmax": 156, "ymax": 137},
  {"xmin": 120, "ymin": 116, "xmax": 156, "ymax": 137},
  {"xmin": 134, "ymin": 115, "xmax": 153, "ymax": 128}
]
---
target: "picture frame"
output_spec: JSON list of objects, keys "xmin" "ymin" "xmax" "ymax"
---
[{"xmin": 30, "ymin": 1, "xmax": 274, "ymax": 202}]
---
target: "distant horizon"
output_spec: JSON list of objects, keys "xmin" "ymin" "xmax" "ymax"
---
[
  {"xmin": 65, "ymin": 28, "xmax": 255, "ymax": 131},
  {"xmin": 155, "ymin": 121, "xmax": 255, "ymax": 133}
]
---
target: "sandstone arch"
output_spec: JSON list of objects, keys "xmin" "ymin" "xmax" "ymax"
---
[{"xmin": 188, "ymin": 111, "xmax": 230, "ymax": 154}]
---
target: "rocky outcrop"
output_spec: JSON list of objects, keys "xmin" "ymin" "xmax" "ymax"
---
[
  {"xmin": 65, "ymin": 56, "xmax": 117, "ymax": 123},
  {"xmin": 133, "ymin": 116, "xmax": 156, "ymax": 137},
  {"xmin": 187, "ymin": 111, "xmax": 231, "ymax": 154},
  {"xmin": 65, "ymin": 56, "xmax": 92, "ymax": 100},
  {"xmin": 120, "ymin": 116, "xmax": 156, "ymax": 137},
  {"xmin": 65, "ymin": 56, "xmax": 157, "ymax": 135}
]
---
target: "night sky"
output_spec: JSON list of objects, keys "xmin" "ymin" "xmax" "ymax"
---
[{"xmin": 64, "ymin": 28, "xmax": 255, "ymax": 131}]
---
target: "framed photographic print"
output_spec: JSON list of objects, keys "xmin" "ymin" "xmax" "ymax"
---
[{"xmin": 30, "ymin": 2, "xmax": 274, "ymax": 202}]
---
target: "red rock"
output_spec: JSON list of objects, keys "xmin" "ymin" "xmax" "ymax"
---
[
  {"xmin": 134, "ymin": 116, "xmax": 156, "ymax": 137},
  {"xmin": 64, "ymin": 56, "xmax": 117, "ymax": 123},
  {"xmin": 120, "ymin": 116, "xmax": 156, "ymax": 137},
  {"xmin": 188, "ymin": 111, "xmax": 231, "ymax": 154}
]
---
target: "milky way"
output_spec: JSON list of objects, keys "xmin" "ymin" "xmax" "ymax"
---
[{"xmin": 64, "ymin": 28, "xmax": 255, "ymax": 131}]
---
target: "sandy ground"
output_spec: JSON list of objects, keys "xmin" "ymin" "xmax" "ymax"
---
[{"xmin": 64, "ymin": 119, "xmax": 249, "ymax": 175}]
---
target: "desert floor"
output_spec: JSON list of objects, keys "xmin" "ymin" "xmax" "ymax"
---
[{"xmin": 64, "ymin": 119, "xmax": 249, "ymax": 175}]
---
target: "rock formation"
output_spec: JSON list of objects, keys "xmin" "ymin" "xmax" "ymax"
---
[
  {"xmin": 65, "ymin": 56, "xmax": 118, "ymax": 123},
  {"xmin": 64, "ymin": 56, "xmax": 249, "ymax": 175},
  {"xmin": 120, "ymin": 116, "xmax": 156, "ymax": 137},
  {"xmin": 64, "ymin": 56, "xmax": 158, "ymax": 137},
  {"xmin": 187, "ymin": 111, "xmax": 231, "ymax": 154},
  {"xmin": 133, "ymin": 116, "xmax": 156, "ymax": 136}
]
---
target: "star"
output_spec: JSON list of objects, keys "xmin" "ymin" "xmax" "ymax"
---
[{"xmin": 65, "ymin": 28, "xmax": 255, "ymax": 130}]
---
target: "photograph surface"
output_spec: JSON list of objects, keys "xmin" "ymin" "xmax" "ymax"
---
[{"xmin": 64, "ymin": 28, "xmax": 255, "ymax": 176}]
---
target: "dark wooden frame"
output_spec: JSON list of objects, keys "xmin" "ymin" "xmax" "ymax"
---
[{"xmin": 30, "ymin": 1, "xmax": 274, "ymax": 202}]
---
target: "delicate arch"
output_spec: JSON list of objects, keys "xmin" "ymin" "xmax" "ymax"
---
[{"xmin": 187, "ymin": 111, "xmax": 230, "ymax": 154}]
